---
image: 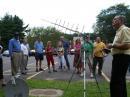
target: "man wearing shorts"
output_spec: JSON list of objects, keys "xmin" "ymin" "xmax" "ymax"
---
[{"xmin": 34, "ymin": 36, "xmax": 44, "ymax": 72}]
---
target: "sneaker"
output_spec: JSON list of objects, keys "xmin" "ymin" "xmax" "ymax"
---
[
  {"xmin": 48, "ymin": 71, "xmax": 51, "ymax": 73},
  {"xmin": 80, "ymin": 72, "xmax": 84, "ymax": 77},
  {"xmin": 59, "ymin": 66, "xmax": 62, "ymax": 69},
  {"xmin": 39, "ymin": 68, "xmax": 43, "ymax": 71},
  {"xmin": 53, "ymin": 70, "xmax": 57, "ymax": 72},
  {"xmin": 68, "ymin": 67, "xmax": 70, "ymax": 70},
  {"xmin": 98, "ymin": 72, "xmax": 102, "ymax": 76},
  {"xmin": 11, "ymin": 76, "xmax": 16, "ymax": 85},
  {"xmin": 15, "ymin": 73, "xmax": 20, "ymax": 78},
  {"xmin": 76, "ymin": 71, "xmax": 80, "ymax": 74},
  {"xmin": 90, "ymin": 73, "xmax": 94, "ymax": 78},
  {"xmin": 63, "ymin": 66, "xmax": 66, "ymax": 69},
  {"xmin": 2, "ymin": 83, "xmax": 6, "ymax": 87},
  {"xmin": 36, "ymin": 68, "xmax": 38, "ymax": 72},
  {"xmin": 21, "ymin": 72, "xmax": 27, "ymax": 75}
]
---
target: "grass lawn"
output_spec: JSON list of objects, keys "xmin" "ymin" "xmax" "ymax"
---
[{"xmin": 0, "ymin": 79, "xmax": 130, "ymax": 97}]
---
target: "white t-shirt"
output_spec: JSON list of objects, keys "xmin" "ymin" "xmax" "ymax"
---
[{"xmin": 21, "ymin": 43, "xmax": 29, "ymax": 55}]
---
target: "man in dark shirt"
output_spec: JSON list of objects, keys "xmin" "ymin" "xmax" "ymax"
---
[{"xmin": 60, "ymin": 36, "xmax": 70, "ymax": 70}]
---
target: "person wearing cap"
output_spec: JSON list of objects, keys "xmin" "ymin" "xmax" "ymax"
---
[
  {"xmin": 107, "ymin": 15, "xmax": 130, "ymax": 97},
  {"xmin": 81, "ymin": 34, "xmax": 94, "ymax": 78},
  {"xmin": 9, "ymin": 32, "xmax": 22, "ymax": 76}
]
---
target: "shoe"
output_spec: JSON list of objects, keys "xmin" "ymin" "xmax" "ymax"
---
[
  {"xmin": 90, "ymin": 73, "xmax": 94, "ymax": 78},
  {"xmin": 53, "ymin": 70, "xmax": 57, "ymax": 72},
  {"xmin": 15, "ymin": 74, "xmax": 20, "ymax": 78},
  {"xmin": 68, "ymin": 67, "xmax": 70, "ymax": 70},
  {"xmin": 11, "ymin": 76, "xmax": 16, "ymax": 85},
  {"xmin": 48, "ymin": 71, "xmax": 51, "ymax": 73},
  {"xmin": 2, "ymin": 83, "xmax": 6, "ymax": 87},
  {"xmin": 98, "ymin": 72, "xmax": 102, "ymax": 76},
  {"xmin": 39, "ymin": 68, "xmax": 43, "ymax": 71},
  {"xmin": 59, "ymin": 66, "xmax": 62, "ymax": 69},
  {"xmin": 80, "ymin": 72, "xmax": 84, "ymax": 77},
  {"xmin": 21, "ymin": 72, "xmax": 27, "ymax": 75},
  {"xmin": 36, "ymin": 68, "xmax": 38, "ymax": 72},
  {"xmin": 77, "ymin": 71, "xmax": 80, "ymax": 74},
  {"xmin": 63, "ymin": 66, "xmax": 66, "ymax": 69}
]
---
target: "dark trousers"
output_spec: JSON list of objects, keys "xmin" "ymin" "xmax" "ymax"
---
[
  {"xmin": 64, "ymin": 53, "xmax": 70, "ymax": 69},
  {"xmin": 110, "ymin": 54, "xmax": 130, "ymax": 97},
  {"xmin": 0, "ymin": 58, "xmax": 3, "ymax": 79},
  {"xmin": 128, "ymin": 64, "xmax": 130, "ymax": 73},
  {"xmin": 93, "ymin": 56, "xmax": 103, "ymax": 75}
]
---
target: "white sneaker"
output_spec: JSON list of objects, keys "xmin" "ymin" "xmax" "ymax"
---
[
  {"xmin": 11, "ymin": 76, "xmax": 16, "ymax": 85},
  {"xmin": 90, "ymin": 73, "xmax": 94, "ymax": 78},
  {"xmin": 80, "ymin": 72, "xmax": 84, "ymax": 77},
  {"xmin": 15, "ymin": 73, "xmax": 20, "ymax": 78}
]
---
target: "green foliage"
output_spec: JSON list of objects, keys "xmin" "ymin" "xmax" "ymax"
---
[
  {"xmin": 95, "ymin": 4, "xmax": 130, "ymax": 42},
  {"xmin": 28, "ymin": 26, "xmax": 73, "ymax": 49},
  {"xmin": 0, "ymin": 14, "xmax": 28, "ymax": 49}
]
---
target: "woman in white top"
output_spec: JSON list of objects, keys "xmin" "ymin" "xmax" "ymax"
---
[{"xmin": 57, "ymin": 41, "xmax": 65, "ymax": 69}]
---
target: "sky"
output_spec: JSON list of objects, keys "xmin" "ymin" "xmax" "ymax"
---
[{"xmin": 0, "ymin": 0, "xmax": 130, "ymax": 34}]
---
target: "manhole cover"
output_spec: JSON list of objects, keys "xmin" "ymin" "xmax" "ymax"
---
[{"xmin": 29, "ymin": 89, "xmax": 63, "ymax": 97}]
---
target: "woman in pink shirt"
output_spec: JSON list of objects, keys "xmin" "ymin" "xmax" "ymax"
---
[{"xmin": 73, "ymin": 39, "xmax": 82, "ymax": 74}]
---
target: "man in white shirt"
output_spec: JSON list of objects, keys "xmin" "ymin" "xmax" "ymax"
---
[{"xmin": 21, "ymin": 38, "xmax": 29, "ymax": 74}]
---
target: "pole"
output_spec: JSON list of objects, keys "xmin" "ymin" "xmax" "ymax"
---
[{"xmin": 83, "ymin": 50, "xmax": 86, "ymax": 97}]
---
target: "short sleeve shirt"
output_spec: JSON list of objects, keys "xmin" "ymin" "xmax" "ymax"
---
[
  {"xmin": 112, "ymin": 25, "xmax": 130, "ymax": 55},
  {"xmin": 34, "ymin": 41, "xmax": 44, "ymax": 54},
  {"xmin": 82, "ymin": 41, "xmax": 94, "ymax": 55},
  {"xmin": 93, "ymin": 42, "xmax": 106, "ymax": 57}
]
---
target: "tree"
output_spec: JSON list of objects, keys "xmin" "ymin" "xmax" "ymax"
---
[
  {"xmin": 95, "ymin": 4, "xmax": 130, "ymax": 42},
  {"xmin": 0, "ymin": 14, "xmax": 28, "ymax": 49},
  {"xmin": 28, "ymin": 26, "xmax": 73, "ymax": 49}
]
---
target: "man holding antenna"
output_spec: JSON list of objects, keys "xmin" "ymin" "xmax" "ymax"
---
[{"xmin": 107, "ymin": 15, "xmax": 130, "ymax": 97}]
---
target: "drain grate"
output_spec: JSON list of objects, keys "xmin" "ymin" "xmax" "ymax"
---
[{"xmin": 29, "ymin": 89, "xmax": 63, "ymax": 97}]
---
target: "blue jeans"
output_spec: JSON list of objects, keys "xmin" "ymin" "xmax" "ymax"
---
[{"xmin": 64, "ymin": 53, "xmax": 70, "ymax": 69}]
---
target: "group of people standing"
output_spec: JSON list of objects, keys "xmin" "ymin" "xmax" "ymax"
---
[
  {"xmin": 73, "ymin": 34, "xmax": 106, "ymax": 78},
  {"xmin": 0, "ymin": 30, "xmax": 107, "ymax": 87},
  {"xmin": 34, "ymin": 35, "xmax": 70, "ymax": 73},
  {"xmin": 0, "ymin": 32, "xmax": 71, "ymax": 87},
  {"xmin": 0, "ymin": 15, "xmax": 130, "ymax": 97},
  {"xmin": 0, "ymin": 32, "xmax": 30, "ymax": 87},
  {"xmin": 73, "ymin": 15, "xmax": 130, "ymax": 97}
]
